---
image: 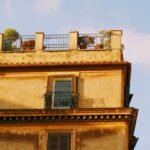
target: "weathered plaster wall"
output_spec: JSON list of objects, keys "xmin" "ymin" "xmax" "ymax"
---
[
  {"xmin": 76, "ymin": 123, "xmax": 128, "ymax": 150},
  {"xmin": 0, "ymin": 122, "xmax": 128, "ymax": 150},
  {"xmin": 0, "ymin": 70, "xmax": 124, "ymax": 109},
  {"xmin": 0, "ymin": 133, "xmax": 38, "ymax": 150},
  {"xmin": 78, "ymin": 70, "xmax": 124, "ymax": 108},
  {"xmin": 0, "ymin": 74, "xmax": 46, "ymax": 109},
  {"xmin": 0, "ymin": 50, "xmax": 122, "ymax": 64}
]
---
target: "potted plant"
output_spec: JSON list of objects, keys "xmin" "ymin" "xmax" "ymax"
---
[
  {"xmin": 78, "ymin": 36, "xmax": 94, "ymax": 49},
  {"xmin": 3, "ymin": 28, "xmax": 19, "ymax": 51},
  {"xmin": 21, "ymin": 39, "xmax": 35, "ymax": 50},
  {"xmin": 95, "ymin": 30, "xmax": 112, "ymax": 49},
  {"xmin": 95, "ymin": 44, "xmax": 104, "ymax": 49}
]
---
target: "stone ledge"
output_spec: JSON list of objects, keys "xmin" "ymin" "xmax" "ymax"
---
[
  {"xmin": 0, "ymin": 114, "xmax": 133, "ymax": 123},
  {"xmin": 0, "ymin": 50, "xmax": 122, "ymax": 65},
  {"xmin": 0, "ymin": 107, "xmax": 137, "ymax": 117}
]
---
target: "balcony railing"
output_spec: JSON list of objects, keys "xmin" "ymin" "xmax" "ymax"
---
[
  {"xmin": 2, "ymin": 35, "xmax": 35, "ymax": 52},
  {"xmin": 78, "ymin": 33, "xmax": 111, "ymax": 50},
  {"xmin": 0, "ymin": 30, "xmax": 122, "ymax": 52},
  {"xmin": 44, "ymin": 34, "xmax": 69, "ymax": 50},
  {"xmin": 45, "ymin": 93, "xmax": 78, "ymax": 109}
]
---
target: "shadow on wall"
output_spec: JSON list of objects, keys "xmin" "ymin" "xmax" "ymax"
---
[
  {"xmin": 0, "ymin": 98, "xmax": 32, "ymax": 109},
  {"xmin": 0, "ymin": 133, "xmax": 39, "ymax": 150}
]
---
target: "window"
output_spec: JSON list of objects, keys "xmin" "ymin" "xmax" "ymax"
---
[
  {"xmin": 47, "ymin": 133, "xmax": 71, "ymax": 150},
  {"xmin": 53, "ymin": 79, "xmax": 72, "ymax": 108},
  {"xmin": 45, "ymin": 75, "xmax": 78, "ymax": 109}
]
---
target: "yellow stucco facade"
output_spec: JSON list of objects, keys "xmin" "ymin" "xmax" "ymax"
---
[
  {"xmin": 0, "ymin": 69, "xmax": 124, "ymax": 109},
  {"xmin": 0, "ymin": 30, "xmax": 138, "ymax": 150},
  {"xmin": 0, "ymin": 122, "xmax": 128, "ymax": 150}
]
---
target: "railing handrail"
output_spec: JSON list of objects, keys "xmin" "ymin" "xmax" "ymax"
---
[
  {"xmin": 78, "ymin": 33, "xmax": 111, "ymax": 50},
  {"xmin": 0, "ymin": 30, "xmax": 122, "ymax": 52},
  {"xmin": 1, "ymin": 33, "xmax": 110, "ymax": 52},
  {"xmin": 79, "ymin": 33, "xmax": 110, "ymax": 36},
  {"xmin": 44, "ymin": 34, "xmax": 69, "ymax": 36},
  {"xmin": 44, "ymin": 34, "xmax": 69, "ymax": 50},
  {"xmin": 45, "ymin": 93, "xmax": 78, "ymax": 109}
]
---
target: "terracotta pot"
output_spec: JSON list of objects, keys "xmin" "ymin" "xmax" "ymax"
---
[{"xmin": 95, "ymin": 44, "xmax": 104, "ymax": 49}]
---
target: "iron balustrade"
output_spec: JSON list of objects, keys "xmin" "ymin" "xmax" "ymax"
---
[
  {"xmin": 2, "ymin": 35, "xmax": 35, "ymax": 51},
  {"xmin": 45, "ymin": 92, "xmax": 78, "ymax": 109},
  {"xmin": 1, "ymin": 33, "xmax": 112, "ymax": 51},
  {"xmin": 44, "ymin": 34, "xmax": 69, "ymax": 50},
  {"xmin": 78, "ymin": 33, "xmax": 111, "ymax": 50}
]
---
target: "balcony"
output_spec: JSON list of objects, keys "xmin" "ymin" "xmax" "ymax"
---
[
  {"xmin": 45, "ymin": 93, "xmax": 78, "ymax": 109},
  {"xmin": 0, "ymin": 30, "xmax": 123, "ymax": 64},
  {"xmin": 0, "ymin": 30, "xmax": 122, "ymax": 51}
]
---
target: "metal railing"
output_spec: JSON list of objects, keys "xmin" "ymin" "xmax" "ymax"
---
[
  {"xmin": 45, "ymin": 92, "xmax": 78, "ymax": 109},
  {"xmin": 78, "ymin": 33, "xmax": 111, "ymax": 50},
  {"xmin": 44, "ymin": 34, "xmax": 69, "ymax": 50},
  {"xmin": 1, "ymin": 32, "xmax": 113, "ymax": 52},
  {"xmin": 2, "ymin": 35, "xmax": 35, "ymax": 51}
]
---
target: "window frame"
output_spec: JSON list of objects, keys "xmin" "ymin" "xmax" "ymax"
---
[
  {"xmin": 52, "ymin": 78, "xmax": 72, "ymax": 109},
  {"xmin": 47, "ymin": 133, "xmax": 71, "ymax": 150},
  {"xmin": 45, "ymin": 75, "xmax": 78, "ymax": 109}
]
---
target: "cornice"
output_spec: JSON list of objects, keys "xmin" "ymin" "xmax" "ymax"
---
[
  {"xmin": 0, "ymin": 61, "xmax": 130, "ymax": 67},
  {"xmin": 0, "ymin": 108, "xmax": 137, "ymax": 124}
]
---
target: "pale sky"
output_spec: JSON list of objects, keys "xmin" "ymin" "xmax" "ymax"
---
[{"xmin": 0, "ymin": 0, "xmax": 150, "ymax": 149}]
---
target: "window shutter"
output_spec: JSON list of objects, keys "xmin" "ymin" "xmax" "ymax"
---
[
  {"xmin": 45, "ymin": 94, "xmax": 52, "ymax": 109},
  {"xmin": 72, "ymin": 76, "xmax": 78, "ymax": 107},
  {"xmin": 47, "ymin": 76, "xmax": 53, "ymax": 93},
  {"xmin": 71, "ymin": 76, "xmax": 78, "ymax": 94},
  {"xmin": 45, "ymin": 76, "xmax": 53, "ymax": 109}
]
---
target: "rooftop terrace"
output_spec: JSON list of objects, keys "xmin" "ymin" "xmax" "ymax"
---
[{"xmin": 0, "ymin": 30, "xmax": 123, "ymax": 65}]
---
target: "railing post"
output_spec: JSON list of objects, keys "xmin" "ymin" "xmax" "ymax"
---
[
  {"xmin": 69, "ymin": 31, "xmax": 78, "ymax": 50},
  {"xmin": 0, "ymin": 33, "xmax": 3, "ymax": 51},
  {"xmin": 110, "ymin": 30, "xmax": 122, "ymax": 50},
  {"xmin": 35, "ymin": 32, "xmax": 44, "ymax": 51}
]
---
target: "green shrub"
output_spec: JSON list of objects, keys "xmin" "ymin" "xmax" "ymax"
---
[
  {"xmin": 4, "ymin": 28, "xmax": 19, "ymax": 42},
  {"xmin": 3, "ymin": 28, "xmax": 19, "ymax": 51}
]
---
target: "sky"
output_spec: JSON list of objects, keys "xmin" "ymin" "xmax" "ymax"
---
[{"xmin": 0, "ymin": 0, "xmax": 150, "ymax": 149}]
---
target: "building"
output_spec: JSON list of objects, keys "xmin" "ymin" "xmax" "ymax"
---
[{"xmin": 0, "ymin": 30, "xmax": 138, "ymax": 150}]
